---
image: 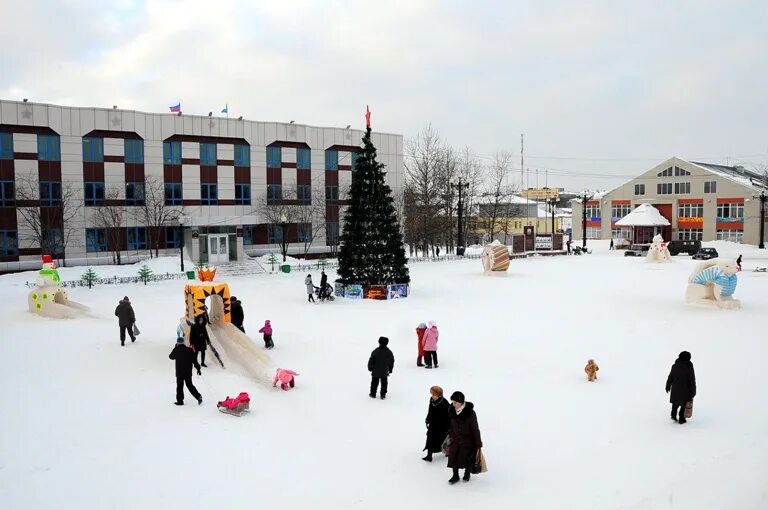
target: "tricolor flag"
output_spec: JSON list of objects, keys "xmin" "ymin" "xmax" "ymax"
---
[
  {"xmin": 365, "ymin": 105, "xmax": 371, "ymax": 128},
  {"xmin": 221, "ymin": 104, "xmax": 228, "ymax": 114},
  {"xmin": 169, "ymin": 103, "xmax": 181, "ymax": 113}
]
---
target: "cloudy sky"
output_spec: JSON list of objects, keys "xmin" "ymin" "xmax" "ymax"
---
[{"xmin": 2, "ymin": 0, "xmax": 766, "ymax": 190}]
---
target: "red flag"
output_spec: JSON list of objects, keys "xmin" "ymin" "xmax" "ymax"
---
[{"xmin": 365, "ymin": 105, "xmax": 371, "ymax": 129}]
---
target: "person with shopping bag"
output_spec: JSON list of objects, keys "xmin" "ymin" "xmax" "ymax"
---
[
  {"xmin": 114, "ymin": 296, "xmax": 137, "ymax": 347},
  {"xmin": 447, "ymin": 391, "xmax": 483, "ymax": 484},
  {"xmin": 665, "ymin": 350, "xmax": 696, "ymax": 424}
]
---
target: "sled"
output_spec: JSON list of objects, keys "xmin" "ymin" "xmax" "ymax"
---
[
  {"xmin": 753, "ymin": 267, "xmax": 767, "ymax": 273},
  {"xmin": 217, "ymin": 392, "xmax": 250, "ymax": 417},
  {"xmin": 218, "ymin": 406, "xmax": 250, "ymax": 417}
]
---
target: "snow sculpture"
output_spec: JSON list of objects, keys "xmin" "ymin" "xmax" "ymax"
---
[
  {"xmin": 685, "ymin": 260, "xmax": 740, "ymax": 309},
  {"xmin": 481, "ymin": 240, "xmax": 510, "ymax": 272},
  {"xmin": 28, "ymin": 255, "xmax": 89, "ymax": 318},
  {"xmin": 646, "ymin": 233, "xmax": 671, "ymax": 263}
]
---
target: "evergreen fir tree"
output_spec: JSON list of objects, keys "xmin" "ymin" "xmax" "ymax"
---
[
  {"xmin": 138, "ymin": 264, "xmax": 153, "ymax": 285},
  {"xmin": 337, "ymin": 127, "xmax": 409, "ymax": 285},
  {"xmin": 81, "ymin": 268, "xmax": 98, "ymax": 289}
]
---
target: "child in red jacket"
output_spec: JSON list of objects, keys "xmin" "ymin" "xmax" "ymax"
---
[{"xmin": 416, "ymin": 322, "xmax": 427, "ymax": 366}]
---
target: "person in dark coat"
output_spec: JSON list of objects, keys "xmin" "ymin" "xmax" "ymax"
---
[
  {"xmin": 368, "ymin": 336, "xmax": 395, "ymax": 399},
  {"xmin": 114, "ymin": 296, "xmax": 136, "ymax": 346},
  {"xmin": 169, "ymin": 337, "xmax": 202, "ymax": 406},
  {"xmin": 736, "ymin": 254, "xmax": 742, "ymax": 271},
  {"xmin": 189, "ymin": 315, "xmax": 209, "ymax": 367},
  {"xmin": 320, "ymin": 271, "xmax": 328, "ymax": 291},
  {"xmin": 447, "ymin": 391, "xmax": 482, "ymax": 484},
  {"xmin": 665, "ymin": 350, "xmax": 696, "ymax": 424},
  {"xmin": 422, "ymin": 385, "xmax": 450, "ymax": 462},
  {"xmin": 230, "ymin": 296, "xmax": 245, "ymax": 332}
]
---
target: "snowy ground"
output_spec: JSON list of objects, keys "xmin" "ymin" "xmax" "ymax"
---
[{"xmin": 1, "ymin": 241, "xmax": 767, "ymax": 509}]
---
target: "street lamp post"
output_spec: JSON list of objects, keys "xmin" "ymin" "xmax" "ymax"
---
[
  {"xmin": 548, "ymin": 197, "xmax": 557, "ymax": 251},
  {"xmin": 451, "ymin": 179, "xmax": 470, "ymax": 256},
  {"xmin": 280, "ymin": 213, "xmax": 288, "ymax": 262},
  {"xmin": 178, "ymin": 216, "xmax": 186, "ymax": 272},
  {"xmin": 755, "ymin": 191, "xmax": 766, "ymax": 249}
]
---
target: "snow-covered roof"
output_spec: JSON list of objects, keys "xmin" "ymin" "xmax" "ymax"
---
[
  {"xmin": 615, "ymin": 203, "xmax": 671, "ymax": 227},
  {"xmin": 689, "ymin": 161, "xmax": 767, "ymax": 192},
  {"xmin": 508, "ymin": 195, "xmax": 542, "ymax": 205},
  {"xmin": 569, "ymin": 191, "xmax": 610, "ymax": 204}
]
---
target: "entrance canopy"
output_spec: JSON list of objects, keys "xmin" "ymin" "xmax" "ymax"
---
[{"xmin": 615, "ymin": 203, "xmax": 671, "ymax": 227}]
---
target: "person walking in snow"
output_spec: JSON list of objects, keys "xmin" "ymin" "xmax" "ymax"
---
[
  {"xmin": 368, "ymin": 336, "xmax": 395, "ymax": 399},
  {"xmin": 447, "ymin": 391, "xmax": 482, "ymax": 484},
  {"xmin": 422, "ymin": 385, "xmax": 450, "ymax": 462},
  {"xmin": 114, "ymin": 296, "xmax": 136, "ymax": 346},
  {"xmin": 736, "ymin": 254, "xmax": 742, "ymax": 271},
  {"xmin": 416, "ymin": 322, "xmax": 427, "ymax": 366},
  {"xmin": 259, "ymin": 319, "xmax": 274, "ymax": 349},
  {"xmin": 230, "ymin": 295, "xmax": 245, "ymax": 332},
  {"xmin": 177, "ymin": 317, "xmax": 186, "ymax": 343},
  {"xmin": 422, "ymin": 320, "xmax": 439, "ymax": 369},
  {"xmin": 610, "ymin": 238, "xmax": 615, "ymax": 250},
  {"xmin": 320, "ymin": 271, "xmax": 328, "ymax": 291},
  {"xmin": 665, "ymin": 351, "xmax": 696, "ymax": 424},
  {"xmin": 169, "ymin": 337, "xmax": 202, "ymax": 406},
  {"xmin": 189, "ymin": 315, "xmax": 209, "ymax": 367},
  {"xmin": 305, "ymin": 274, "xmax": 315, "ymax": 303}
]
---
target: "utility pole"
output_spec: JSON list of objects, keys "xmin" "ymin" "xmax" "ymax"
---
[
  {"xmin": 451, "ymin": 179, "xmax": 470, "ymax": 256},
  {"xmin": 548, "ymin": 197, "xmax": 557, "ymax": 244},
  {"xmin": 581, "ymin": 190, "xmax": 594, "ymax": 249},
  {"xmin": 756, "ymin": 190, "xmax": 766, "ymax": 249}
]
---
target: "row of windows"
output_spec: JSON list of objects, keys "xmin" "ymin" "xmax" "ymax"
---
[
  {"xmin": 675, "ymin": 229, "xmax": 744, "ymax": 242},
  {"xmin": 678, "ymin": 203, "xmax": 704, "ymax": 218},
  {"xmin": 717, "ymin": 203, "xmax": 744, "ymax": 220},
  {"xmin": 584, "ymin": 205, "xmax": 601, "ymax": 218},
  {"xmin": 657, "ymin": 166, "xmax": 690, "ymax": 177},
  {"xmin": 611, "ymin": 228, "xmax": 632, "ymax": 240},
  {"xmin": 677, "ymin": 229, "xmax": 704, "ymax": 241},
  {"xmin": 716, "ymin": 230, "xmax": 743, "ymax": 243},
  {"xmin": 0, "ymin": 133, "xmax": 62, "ymax": 161},
  {"xmin": 85, "ymin": 227, "xmax": 181, "ymax": 252},
  {"xmin": 610, "ymin": 204, "xmax": 631, "ymax": 220},
  {"xmin": 635, "ymin": 180, "xmax": 716, "ymax": 196}
]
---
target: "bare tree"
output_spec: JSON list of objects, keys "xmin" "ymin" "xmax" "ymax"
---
[
  {"xmin": 14, "ymin": 175, "xmax": 83, "ymax": 266},
  {"xmin": 255, "ymin": 194, "xmax": 296, "ymax": 261},
  {"xmin": 288, "ymin": 184, "xmax": 327, "ymax": 256},
  {"xmin": 93, "ymin": 186, "xmax": 126, "ymax": 265},
  {"xmin": 455, "ymin": 147, "xmax": 483, "ymax": 247},
  {"xmin": 480, "ymin": 152, "xmax": 515, "ymax": 243},
  {"xmin": 133, "ymin": 176, "xmax": 182, "ymax": 258}
]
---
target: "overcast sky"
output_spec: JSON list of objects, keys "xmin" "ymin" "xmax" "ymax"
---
[{"xmin": 2, "ymin": 0, "xmax": 766, "ymax": 190}]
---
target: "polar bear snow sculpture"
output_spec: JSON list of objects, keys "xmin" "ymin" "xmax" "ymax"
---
[
  {"xmin": 646, "ymin": 233, "xmax": 671, "ymax": 263},
  {"xmin": 685, "ymin": 259, "xmax": 740, "ymax": 309}
]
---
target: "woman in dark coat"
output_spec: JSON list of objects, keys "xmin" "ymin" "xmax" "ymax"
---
[
  {"xmin": 189, "ymin": 315, "xmax": 210, "ymax": 367},
  {"xmin": 447, "ymin": 391, "xmax": 482, "ymax": 484},
  {"xmin": 666, "ymin": 350, "xmax": 696, "ymax": 424},
  {"xmin": 422, "ymin": 385, "xmax": 450, "ymax": 462}
]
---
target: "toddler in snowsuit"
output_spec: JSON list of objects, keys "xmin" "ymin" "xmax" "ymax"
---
[
  {"xmin": 273, "ymin": 368, "xmax": 299, "ymax": 390},
  {"xmin": 416, "ymin": 322, "xmax": 427, "ymax": 366},
  {"xmin": 422, "ymin": 320, "xmax": 439, "ymax": 369},
  {"xmin": 585, "ymin": 359, "xmax": 599, "ymax": 382},
  {"xmin": 259, "ymin": 320, "xmax": 274, "ymax": 349}
]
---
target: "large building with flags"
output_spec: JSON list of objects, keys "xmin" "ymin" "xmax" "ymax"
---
[
  {"xmin": 571, "ymin": 157, "xmax": 767, "ymax": 246},
  {"xmin": 0, "ymin": 99, "xmax": 404, "ymax": 272}
]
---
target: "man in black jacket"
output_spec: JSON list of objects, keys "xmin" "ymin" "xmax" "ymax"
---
[
  {"xmin": 368, "ymin": 336, "xmax": 395, "ymax": 399},
  {"xmin": 169, "ymin": 338, "xmax": 202, "ymax": 406},
  {"xmin": 114, "ymin": 296, "xmax": 136, "ymax": 346},
  {"xmin": 666, "ymin": 350, "xmax": 696, "ymax": 424},
  {"xmin": 230, "ymin": 296, "xmax": 245, "ymax": 332}
]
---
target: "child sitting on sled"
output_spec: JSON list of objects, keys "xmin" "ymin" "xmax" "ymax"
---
[{"xmin": 273, "ymin": 368, "xmax": 299, "ymax": 390}]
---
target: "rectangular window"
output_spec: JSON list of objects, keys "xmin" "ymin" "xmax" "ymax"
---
[
  {"xmin": 611, "ymin": 204, "xmax": 631, "ymax": 220},
  {"xmin": 37, "ymin": 134, "xmax": 61, "ymax": 161},
  {"xmin": 0, "ymin": 133, "xmax": 13, "ymax": 159},
  {"xmin": 127, "ymin": 226, "xmax": 147, "ymax": 250},
  {"xmin": 267, "ymin": 224, "xmax": 283, "ymax": 244},
  {"xmin": 351, "ymin": 151, "xmax": 361, "ymax": 171},
  {"xmin": 267, "ymin": 147, "xmax": 282, "ymax": 168},
  {"xmin": 586, "ymin": 226, "xmax": 602, "ymax": 239},
  {"xmin": 678, "ymin": 203, "xmax": 703, "ymax": 218},
  {"xmin": 163, "ymin": 141, "xmax": 182, "ymax": 164},
  {"xmin": 297, "ymin": 184, "xmax": 312, "ymax": 204},
  {"xmin": 235, "ymin": 184, "xmax": 251, "ymax": 205},
  {"xmin": 657, "ymin": 167, "xmax": 673, "ymax": 177},
  {"xmin": 0, "ymin": 230, "xmax": 18, "ymax": 256},
  {"xmin": 234, "ymin": 144, "xmax": 250, "ymax": 166},
  {"xmin": 584, "ymin": 205, "xmax": 601, "ymax": 219},
  {"xmin": 298, "ymin": 223, "xmax": 312, "ymax": 243},
  {"xmin": 85, "ymin": 228, "xmax": 107, "ymax": 252},
  {"xmin": 716, "ymin": 230, "xmax": 743, "ymax": 243},
  {"xmin": 267, "ymin": 184, "xmax": 282, "ymax": 204},
  {"xmin": 611, "ymin": 228, "xmax": 632, "ymax": 240},
  {"xmin": 704, "ymin": 181, "xmax": 717, "ymax": 194},
  {"xmin": 634, "ymin": 184, "xmax": 645, "ymax": 196},
  {"xmin": 201, "ymin": 184, "xmax": 218, "ymax": 205},
  {"xmin": 674, "ymin": 166, "xmax": 690, "ymax": 176},
  {"xmin": 164, "ymin": 183, "xmax": 183, "ymax": 206},
  {"xmin": 657, "ymin": 183, "xmax": 672, "ymax": 195},
  {"xmin": 82, "ymin": 137, "xmax": 104, "ymax": 163},
  {"xmin": 325, "ymin": 150, "xmax": 338, "ymax": 171},
  {"xmin": 124, "ymin": 139, "xmax": 144, "ymax": 164},
  {"xmin": 325, "ymin": 185, "xmax": 339, "ymax": 202},
  {"xmin": 42, "ymin": 228, "xmax": 64, "ymax": 254},
  {"xmin": 39, "ymin": 181, "xmax": 62, "ymax": 206},
  {"xmin": 716, "ymin": 203, "xmax": 744, "ymax": 221},
  {"xmin": 677, "ymin": 229, "xmax": 704, "ymax": 241},
  {"xmin": 243, "ymin": 225, "xmax": 254, "ymax": 245},
  {"xmin": 166, "ymin": 226, "xmax": 181, "ymax": 249},
  {"xmin": 326, "ymin": 222, "xmax": 339, "ymax": 245},
  {"xmin": 674, "ymin": 182, "xmax": 691, "ymax": 195},
  {"xmin": 84, "ymin": 182, "xmax": 105, "ymax": 206},
  {"xmin": 297, "ymin": 148, "xmax": 311, "ymax": 170},
  {"xmin": 0, "ymin": 180, "xmax": 15, "ymax": 206},
  {"xmin": 200, "ymin": 143, "xmax": 217, "ymax": 165},
  {"xmin": 125, "ymin": 182, "xmax": 145, "ymax": 206}
]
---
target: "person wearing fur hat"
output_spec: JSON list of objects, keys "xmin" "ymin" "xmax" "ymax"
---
[
  {"xmin": 169, "ymin": 337, "xmax": 202, "ymax": 406},
  {"xmin": 230, "ymin": 296, "xmax": 245, "ymax": 333},
  {"xmin": 666, "ymin": 351, "xmax": 696, "ymax": 424},
  {"xmin": 422, "ymin": 320, "xmax": 439, "ymax": 369},
  {"xmin": 114, "ymin": 296, "xmax": 136, "ymax": 346},
  {"xmin": 447, "ymin": 391, "xmax": 482, "ymax": 484},
  {"xmin": 416, "ymin": 323, "xmax": 427, "ymax": 366},
  {"xmin": 367, "ymin": 336, "xmax": 395, "ymax": 399},
  {"xmin": 422, "ymin": 385, "xmax": 450, "ymax": 462}
]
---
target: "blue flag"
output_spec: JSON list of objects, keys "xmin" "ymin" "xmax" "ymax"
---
[{"xmin": 221, "ymin": 104, "xmax": 228, "ymax": 114}]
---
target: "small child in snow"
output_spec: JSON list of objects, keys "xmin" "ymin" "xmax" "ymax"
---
[
  {"xmin": 422, "ymin": 320, "xmax": 439, "ymax": 369},
  {"xmin": 273, "ymin": 368, "xmax": 299, "ymax": 390},
  {"xmin": 585, "ymin": 359, "xmax": 599, "ymax": 382},
  {"xmin": 258, "ymin": 320, "xmax": 274, "ymax": 349}
]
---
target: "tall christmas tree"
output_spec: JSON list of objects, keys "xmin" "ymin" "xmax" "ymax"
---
[{"xmin": 337, "ymin": 108, "xmax": 410, "ymax": 285}]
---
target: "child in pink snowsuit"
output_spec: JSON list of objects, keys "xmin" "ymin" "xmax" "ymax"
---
[
  {"xmin": 258, "ymin": 320, "xmax": 274, "ymax": 349},
  {"xmin": 422, "ymin": 320, "xmax": 439, "ymax": 369},
  {"xmin": 273, "ymin": 368, "xmax": 299, "ymax": 390}
]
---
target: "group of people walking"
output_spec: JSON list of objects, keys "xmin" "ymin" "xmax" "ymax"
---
[{"xmin": 304, "ymin": 271, "xmax": 330, "ymax": 303}]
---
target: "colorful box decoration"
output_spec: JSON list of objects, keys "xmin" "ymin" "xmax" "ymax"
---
[
  {"xmin": 363, "ymin": 285, "xmax": 388, "ymax": 300},
  {"xmin": 344, "ymin": 284, "xmax": 364, "ymax": 299},
  {"xmin": 334, "ymin": 282, "xmax": 345, "ymax": 297},
  {"xmin": 387, "ymin": 284, "xmax": 409, "ymax": 299}
]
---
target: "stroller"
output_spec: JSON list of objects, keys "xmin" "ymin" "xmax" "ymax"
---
[
  {"xmin": 314, "ymin": 283, "xmax": 335, "ymax": 302},
  {"xmin": 217, "ymin": 392, "xmax": 250, "ymax": 417},
  {"xmin": 572, "ymin": 245, "xmax": 592, "ymax": 255}
]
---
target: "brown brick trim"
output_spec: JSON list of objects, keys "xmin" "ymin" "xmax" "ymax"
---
[
  {"xmin": 84, "ymin": 130, "xmax": 143, "ymax": 140},
  {"xmin": 219, "ymin": 199, "xmax": 236, "ymax": 206},
  {"xmin": 104, "ymin": 155, "xmax": 125, "ymax": 163},
  {"xmin": 0, "ymin": 124, "xmax": 58, "ymax": 135},
  {"xmin": 182, "ymin": 158, "xmax": 200, "ymax": 165},
  {"xmin": 326, "ymin": 144, "xmax": 362, "ymax": 152},
  {"xmin": 217, "ymin": 159, "xmax": 234, "ymax": 166},
  {"xmin": 19, "ymin": 248, "xmax": 42, "ymax": 256},
  {"xmin": 14, "ymin": 152, "xmax": 37, "ymax": 160},
  {"xmin": 165, "ymin": 135, "xmax": 248, "ymax": 145},
  {"xmin": 16, "ymin": 199, "xmax": 40, "ymax": 207},
  {"xmin": 338, "ymin": 164, "xmax": 352, "ymax": 171},
  {"xmin": 267, "ymin": 141, "xmax": 311, "ymax": 149},
  {"xmin": 281, "ymin": 162, "xmax": 297, "ymax": 169},
  {"xmin": 183, "ymin": 199, "xmax": 202, "ymax": 206}
]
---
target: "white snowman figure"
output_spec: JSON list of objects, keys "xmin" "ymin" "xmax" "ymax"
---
[
  {"xmin": 36, "ymin": 255, "xmax": 61, "ymax": 287},
  {"xmin": 646, "ymin": 233, "xmax": 671, "ymax": 263}
]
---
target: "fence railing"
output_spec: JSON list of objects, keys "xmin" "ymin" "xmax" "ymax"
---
[{"xmin": 26, "ymin": 272, "xmax": 187, "ymax": 288}]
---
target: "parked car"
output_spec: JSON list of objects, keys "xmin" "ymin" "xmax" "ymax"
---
[
  {"xmin": 614, "ymin": 238, "xmax": 631, "ymax": 249},
  {"xmin": 624, "ymin": 244, "xmax": 650, "ymax": 257},
  {"xmin": 692, "ymin": 247, "xmax": 719, "ymax": 260},
  {"xmin": 667, "ymin": 240, "xmax": 702, "ymax": 256}
]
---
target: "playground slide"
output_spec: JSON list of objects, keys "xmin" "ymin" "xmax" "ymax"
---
[
  {"xmin": 28, "ymin": 286, "xmax": 90, "ymax": 319},
  {"xmin": 206, "ymin": 322, "xmax": 274, "ymax": 384}
]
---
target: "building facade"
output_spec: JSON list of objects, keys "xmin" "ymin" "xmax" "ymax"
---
[
  {"xmin": 0, "ymin": 100, "xmax": 404, "ymax": 271},
  {"xmin": 571, "ymin": 157, "xmax": 767, "ymax": 245}
]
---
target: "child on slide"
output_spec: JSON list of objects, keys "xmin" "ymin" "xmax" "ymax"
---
[{"xmin": 259, "ymin": 320, "xmax": 274, "ymax": 349}]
